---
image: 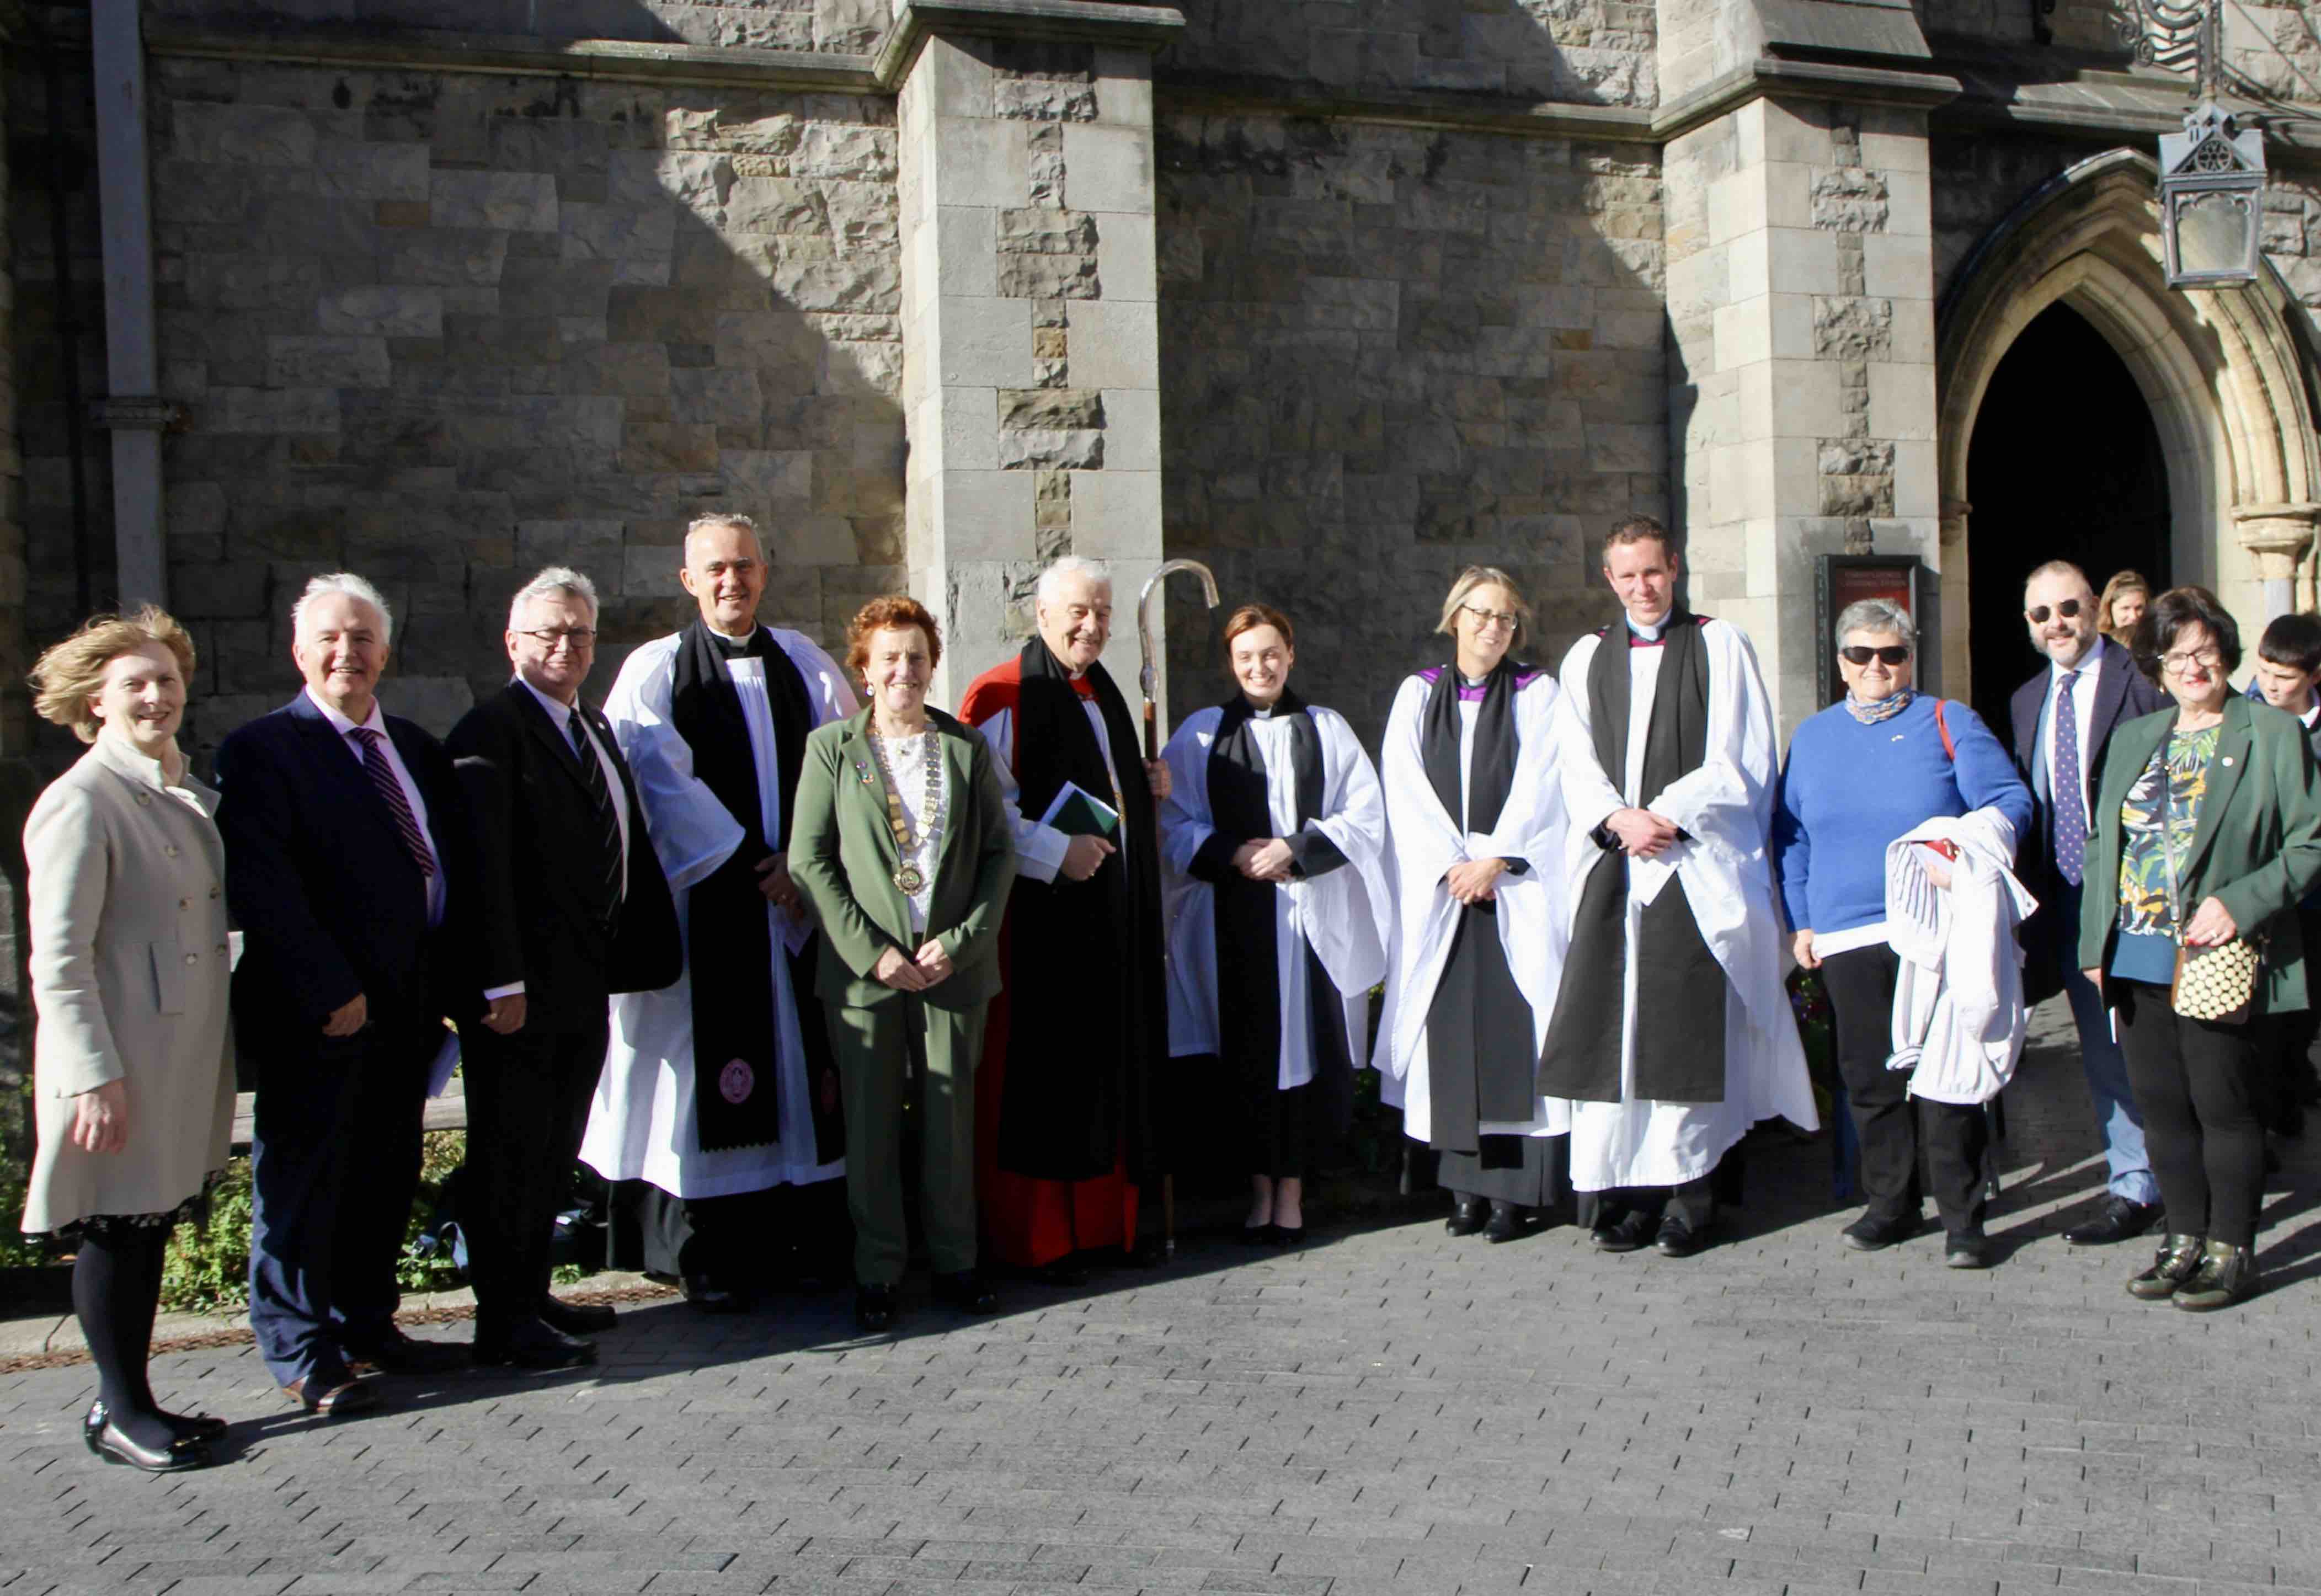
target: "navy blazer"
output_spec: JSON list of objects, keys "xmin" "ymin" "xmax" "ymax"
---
[
  {"xmin": 215, "ymin": 692, "xmax": 505, "ymax": 1057},
  {"xmin": 446, "ymin": 682, "xmax": 680, "ymax": 1035},
  {"xmin": 2007, "ymin": 639, "xmax": 2168, "ymax": 1002}
]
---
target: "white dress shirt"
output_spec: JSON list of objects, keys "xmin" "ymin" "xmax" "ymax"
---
[
  {"xmin": 515, "ymin": 676, "xmax": 631, "ymax": 900},
  {"xmin": 2039, "ymin": 635, "xmax": 2108, "ymax": 830}
]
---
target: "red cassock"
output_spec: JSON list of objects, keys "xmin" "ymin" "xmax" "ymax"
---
[{"xmin": 960, "ymin": 654, "xmax": 1139, "ymax": 1267}]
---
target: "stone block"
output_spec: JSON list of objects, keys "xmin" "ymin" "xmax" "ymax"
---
[
  {"xmin": 202, "ymin": 387, "xmax": 343, "ymax": 435},
  {"xmin": 620, "ymin": 422, "xmax": 719, "ymax": 473},
  {"xmin": 1094, "ymin": 50, "xmax": 1155, "ymax": 127},
  {"xmin": 1096, "ymin": 215, "xmax": 1158, "ymax": 304},
  {"xmin": 935, "ymin": 387, "xmax": 1000, "ymax": 473},
  {"xmin": 315, "ymin": 140, "xmax": 431, "ymax": 201},
  {"xmin": 1860, "ymin": 231, "xmax": 1930, "ymax": 300},
  {"xmin": 173, "ymin": 102, "xmax": 317, "ymax": 167},
  {"xmin": 719, "ymin": 449, "xmax": 815, "ymax": 504},
  {"xmin": 561, "ymin": 202, "xmax": 677, "ymax": 263},
  {"xmin": 729, "ymin": 177, "xmax": 831, "ymax": 236},
  {"xmin": 1100, "ymin": 387, "xmax": 1159, "ymax": 472},
  {"xmin": 185, "ymin": 254, "xmax": 321, "ymax": 312},
  {"xmin": 825, "ymin": 181, "xmax": 899, "ymax": 249},
  {"xmin": 1063, "ymin": 125, "xmax": 1151, "ymax": 217},
  {"xmin": 997, "ymin": 209, "xmax": 1098, "ymax": 254},
  {"xmin": 1069, "ymin": 468, "xmax": 1161, "ymax": 557},
  {"xmin": 431, "ymin": 170, "xmax": 560, "ymax": 233},
  {"xmin": 622, "ymin": 544, "xmax": 686, "ymax": 598},
  {"xmin": 823, "ymin": 339, "xmax": 903, "ymax": 398},
  {"xmin": 1061, "ymin": 300, "xmax": 1156, "ymax": 392},
  {"xmin": 318, "ymin": 286, "xmax": 445, "ymax": 337},
  {"xmin": 1867, "ymin": 361, "xmax": 1936, "ymax": 441},
  {"xmin": 920, "ymin": 36, "xmax": 995, "ymax": 120},
  {"xmin": 1880, "ymin": 167, "xmax": 1933, "ymax": 236},
  {"xmin": 794, "ymin": 123, "xmax": 900, "ymax": 185},
  {"xmin": 382, "ymin": 229, "xmax": 511, "ymax": 286},
  {"xmin": 936, "ymin": 297, "xmax": 1034, "ymax": 388},
  {"xmin": 516, "ymin": 519, "xmax": 626, "ymax": 572},
  {"xmin": 998, "ymin": 252, "xmax": 1099, "ymax": 299},
  {"xmin": 998, "ymin": 388, "xmax": 1105, "ymax": 430},
  {"xmin": 671, "ymin": 367, "xmax": 765, "ymax": 426},
  {"xmin": 937, "ymin": 469, "xmax": 1038, "ymax": 559},
  {"xmin": 999, "ymin": 429, "xmax": 1103, "ymax": 470},
  {"xmin": 607, "ymin": 150, "xmax": 733, "ymax": 216},
  {"xmin": 267, "ymin": 336, "xmax": 392, "ymax": 389},
  {"xmin": 932, "ymin": 118, "xmax": 1029, "ymax": 211}
]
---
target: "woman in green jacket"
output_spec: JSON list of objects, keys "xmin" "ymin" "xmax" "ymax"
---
[
  {"xmin": 2080, "ymin": 585, "xmax": 2321, "ymax": 1311},
  {"xmin": 792, "ymin": 596, "xmax": 1018, "ymax": 1333}
]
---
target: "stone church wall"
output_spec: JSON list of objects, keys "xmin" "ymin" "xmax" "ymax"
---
[
  {"xmin": 1155, "ymin": 112, "xmax": 1664, "ymax": 744},
  {"xmin": 81, "ymin": 51, "xmax": 905, "ymax": 755}
]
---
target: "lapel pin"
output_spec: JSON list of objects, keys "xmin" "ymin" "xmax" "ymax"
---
[{"xmin": 2222, "ymin": 755, "xmax": 2235, "ymax": 767}]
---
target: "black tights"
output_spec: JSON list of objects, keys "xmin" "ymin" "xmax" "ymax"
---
[{"xmin": 73, "ymin": 1227, "xmax": 174, "ymax": 1449}]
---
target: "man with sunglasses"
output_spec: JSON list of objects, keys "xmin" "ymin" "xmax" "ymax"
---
[{"xmin": 2008, "ymin": 559, "xmax": 2168, "ymax": 1245}]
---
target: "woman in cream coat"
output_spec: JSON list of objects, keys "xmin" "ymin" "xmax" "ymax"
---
[{"xmin": 19, "ymin": 607, "xmax": 234, "ymax": 1473}]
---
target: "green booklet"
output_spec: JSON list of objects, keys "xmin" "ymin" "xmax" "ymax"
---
[{"xmin": 1038, "ymin": 780, "xmax": 1120, "ymax": 839}]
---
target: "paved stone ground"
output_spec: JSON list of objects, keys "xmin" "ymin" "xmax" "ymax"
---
[{"xmin": 6, "ymin": 999, "xmax": 2320, "ymax": 1596}]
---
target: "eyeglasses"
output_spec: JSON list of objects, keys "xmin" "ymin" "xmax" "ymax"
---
[
  {"xmin": 2160, "ymin": 647, "xmax": 2223, "ymax": 675},
  {"xmin": 1839, "ymin": 644, "xmax": 1911, "ymax": 666},
  {"xmin": 516, "ymin": 627, "xmax": 597, "ymax": 649},
  {"xmin": 1460, "ymin": 604, "xmax": 1519, "ymax": 631},
  {"xmin": 2025, "ymin": 599, "xmax": 2085, "ymax": 624}
]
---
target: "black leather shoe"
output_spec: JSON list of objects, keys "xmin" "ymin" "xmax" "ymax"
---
[
  {"xmin": 1037, "ymin": 1258, "xmax": 1089, "ymax": 1287},
  {"xmin": 2063, "ymin": 1195, "xmax": 2164, "ymax": 1245},
  {"xmin": 1655, "ymin": 1213, "xmax": 1709, "ymax": 1258},
  {"xmin": 282, "ymin": 1371, "xmax": 379, "ymax": 1416},
  {"xmin": 855, "ymin": 1283, "xmax": 897, "ymax": 1332},
  {"xmin": 1944, "ymin": 1231, "xmax": 1993, "ymax": 1269},
  {"xmin": 85, "ymin": 1414, "xmax": 212, "ymax": 1473},
  {"xmin": 473, "ymin": 1317, "xmax": 596, "ymax": 1372},
  {"xmin": 82, "ymin": 1398, "xmax": 222, "ymax": 1449},
  {"xmin": 342, "ymin": 1328, "xmax": 467, "ymax": 1375},
  {"xmin": 1592, "ymin": 1209, "xmax": 1657, "ymax": 1253},
  {"xmin": 1241, "ymin": 1223, "xmax": 1274, "ymax": 1246},
  {"xmin": 1268, "ymin": 1223, "xmax": 1304, "ymax": 1248},
  {"xmin": 538, "ymin": 1296, "xmax": 617, "ymax": 1336},
  {"xmin": 2173, "ymin": 1240, "xmax": 2260, "ymax": 1311},
  {"xmin": 932, "ymin": 1270, "xmax": 997, "ymax": 1315},
  {"xmin": 2127, "ymin": 1233, "xmax": 2208, "ymax": 1300},
  {"xmin": 1483, "ymin": 1202, "xmax": 1524, "ymax": 1244},
  {"xmin": 1445, "ymin": 1194, "xmax": 1488, "ymax": 1237},
  {"xmin": 1840, "ymin": 1211, "xmax": 1918, "ymax": 1251},
  {"xmin": 681, "ymin": 1274, "xmax": 746, "ymax": 1314}
]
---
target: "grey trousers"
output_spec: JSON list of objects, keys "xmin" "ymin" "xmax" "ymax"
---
[{"xmin": 829, "ymin": 994, "xmax": 985, "ymax": 1286}]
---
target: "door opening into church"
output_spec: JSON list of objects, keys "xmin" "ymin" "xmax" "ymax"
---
[{"xmin": 1964, "ymin": 302, "xmax": 2170, "ymax": 732}]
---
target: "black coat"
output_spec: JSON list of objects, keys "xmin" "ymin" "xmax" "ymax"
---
[
  {"xmin": 445, "ymin": 682, "xmax": 680, "ymax": 1034},
  {"xmin": 216, "ymin": 692, "xmax": 509, "ymax": 1057},
  {"xmin": 2007, "ymin": 640, "xmax": 2167, "ymax": 1003}
]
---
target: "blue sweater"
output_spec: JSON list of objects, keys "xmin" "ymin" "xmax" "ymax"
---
[{"xmin": 1773, "ymin": 695, "xmax": 2034, "ymax": 938}]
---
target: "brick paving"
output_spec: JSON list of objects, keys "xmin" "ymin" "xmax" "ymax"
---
[{"xmin": 6, "ymin": 999, "xmax": 2320, "ymax": 1596}]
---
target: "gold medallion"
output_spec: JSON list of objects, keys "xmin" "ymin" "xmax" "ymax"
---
[{"xmin": 894, "ymin": 863, "xmax": 926, "ymax": 894}]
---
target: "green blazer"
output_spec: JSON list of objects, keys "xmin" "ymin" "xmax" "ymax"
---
[
  {"xmin": 2079, "ymin": 692, "xmax": 2321, "ymax": 1013},
  {"xmin": 792, "ymin": 705, "xmax": 1018, "ymax": 1012}
]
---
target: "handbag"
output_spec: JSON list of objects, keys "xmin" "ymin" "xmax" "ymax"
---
[{"xmin": 2159, "ymin": 772, "xmax": 2261, "ymax": 1023}]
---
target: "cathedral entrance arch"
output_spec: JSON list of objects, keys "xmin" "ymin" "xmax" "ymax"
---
[{"xmin": 1934, "ymin": 147, "xmax": 2321, "ymax": 707}]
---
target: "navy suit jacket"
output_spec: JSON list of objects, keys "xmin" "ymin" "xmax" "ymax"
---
[
  {"xmin": 216, "ymin": 692, "xmax": 505, "ymax": 1059},
  {"xmin": 2007, "ymin": 640, "xmax": 2168, "ymax": 1002},
  {"xmin": 446, "ymin": 683, "xmax": 680, "ymax": 1035}
]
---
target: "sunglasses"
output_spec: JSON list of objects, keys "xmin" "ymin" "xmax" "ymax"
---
[
  {"xmin": 2026, "ymin": 599, "xmax": 2084, "ymax": 624},
  {"xmin": 1839, "ymin": 644, "xmax": 1911, "ymax": 666}
]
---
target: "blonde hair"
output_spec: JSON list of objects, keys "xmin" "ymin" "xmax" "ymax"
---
[
  {"xmin": 1435, "ymin": 566, "xmax": 1532, "ymax": 649},
  {"xmin": 29, "ymin": 607, "xmax": 198, "ymax": 744}
]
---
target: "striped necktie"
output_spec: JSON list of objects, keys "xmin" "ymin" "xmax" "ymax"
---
[
  {"xmin": 350, "ymin": 727, "xmax": 437, "ymax": 879},
  {"xmin": 569, "ymin": 708, "xmax": 625, "ymax": 915}
]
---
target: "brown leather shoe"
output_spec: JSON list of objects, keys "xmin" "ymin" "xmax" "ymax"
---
[{"xmin": 282, "ymin": 1374, "xmax": 380, "ymax": 1416}]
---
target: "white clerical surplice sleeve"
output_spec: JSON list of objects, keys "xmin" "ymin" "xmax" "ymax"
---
[
  {"xmin": 603, "ymin": 640, "xmax": 745, "ymax": 894},
  {"xmin": 975, "ymin": 708, "xmax": 1073, "ymax": 883}
]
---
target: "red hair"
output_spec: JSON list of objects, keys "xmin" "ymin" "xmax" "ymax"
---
[
  {"xmin": 1222, "ymin": 603, "xmax": 1294, "ymax": 655},
  {"xmin": 845, "ymin": 595, "xmax": 944, "ymax": 681}
]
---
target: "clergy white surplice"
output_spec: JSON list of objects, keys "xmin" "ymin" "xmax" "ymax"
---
[
  {"xmin": 1374, "ymin": 669, "xmax": 1571, "ymax": 1143},
  {"xmin": 1551, "ymin": 620, "xmax": 1819, "ymax": 1192},
  {"xmin": 580, "ymin": 626, "xmax": 858, "ymax": 1199},
  {"xmin": 1158, "ymin": 703, "xmax": 1390, "ymax": 1082}
]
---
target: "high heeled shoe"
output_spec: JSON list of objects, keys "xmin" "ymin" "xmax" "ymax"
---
[{"xmin": 83, "ymin": 1406, "xmax": 212, "ymax": 1473}]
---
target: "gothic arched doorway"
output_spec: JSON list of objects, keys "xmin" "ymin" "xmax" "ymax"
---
[{"xmin": 1963, "ymin": 302, "xmax": 2171, "ymax": 731}]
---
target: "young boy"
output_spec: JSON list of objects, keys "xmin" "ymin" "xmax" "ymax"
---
[{"xmin": 2251, "ymin": 611, "xmax": 2321, "ymax": 1139}]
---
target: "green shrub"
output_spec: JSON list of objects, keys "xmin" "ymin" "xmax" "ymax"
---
[{"xmin": 159, "ymin": 1156, "xmax": 255, "ymax": 1312}]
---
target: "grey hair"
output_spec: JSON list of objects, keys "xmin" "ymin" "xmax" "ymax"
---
[
  {"xmin": 1036, "ymin": 556, "xmax": 1113, "ymax": 606},
  {"xmin": 292, "ymin": 572, "xmax": 393, "ymax": 644},
  {"xmin": 684, "ymin": 512, "xmax": 762, "ymax": 563},
  {"xmin": 1834, "ymin": 597, "xmax": 1916, "ymax": 648},
  {"xmin": 508, "ymin": 565, "xmax": 601, "ymax": 631}
]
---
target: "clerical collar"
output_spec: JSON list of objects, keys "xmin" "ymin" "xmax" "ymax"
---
[
  {"xmin": 1626, "ymin": 613, "xmax": 1666, "ymax": 644},
  {"xmin": 706, "ymin": 624, "xmax": 766, "ymax": 659}
]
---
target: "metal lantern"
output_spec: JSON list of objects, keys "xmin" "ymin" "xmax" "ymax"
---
[{"xmin": 2160, "ymin": 100, "xmax": 2267, "ymax": 289}]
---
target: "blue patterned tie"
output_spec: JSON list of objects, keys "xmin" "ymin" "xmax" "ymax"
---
[{"xmin": 2054, "ymin": 670, "xmax": 2085, "ymax": 886}]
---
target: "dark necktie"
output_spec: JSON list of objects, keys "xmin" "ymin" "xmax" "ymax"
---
[
  {"xmin": 2053, "ymin": 669, "xmax": 2085, "ymax": 887},
  {"xmin": 351, "ymin": 728, "xmax": 437, "ymax": 879},
  {"xmin": 569, "ymin": 708, "xmax": 625, "ymax": 915}
]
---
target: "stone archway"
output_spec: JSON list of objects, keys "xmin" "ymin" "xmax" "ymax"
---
[{"xmin": 1935, "ymin": 147, "xmax": 2321, "ymax": 701}]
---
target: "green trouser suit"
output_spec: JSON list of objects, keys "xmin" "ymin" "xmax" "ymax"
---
[{"xmin": 791, "ymin": 703, "xmax": 1017, "ymax": 1288}]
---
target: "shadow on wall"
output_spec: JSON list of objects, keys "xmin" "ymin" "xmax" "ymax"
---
[
  {"xmin": 12, "ymin": 0, "xmax": 908, "ymax": 778},
  {"xmin": 1151, "ymin": 5, "xmax": 1667, "ymax": 749}
]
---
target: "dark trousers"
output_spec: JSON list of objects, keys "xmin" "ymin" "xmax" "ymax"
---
[
  {"xmin": 616, "ymin": 1177, "xmax": 850, "ymax": 1285},
  {"xmin": 460, "ymin": 1018, "xmax": 607, "ymax": 1331},
  {"xmin": 2116, "ymin": 980, "xmax": 2268, "ymax": 1248},
  {"xmin": 2260, "ymin": 1007, "xmax": 2320, "ymax": 1136},
  {"xmin": 829, "ymin": 995, "xmax": 983, "ymax": 1287},
  {"xmin": 247, "ymin": 1022, "xmax": 435, "ymax": 1387},
  {"xmin": 1822, "ymin": 944, "xmax": 1989, "ymax": 1235}
]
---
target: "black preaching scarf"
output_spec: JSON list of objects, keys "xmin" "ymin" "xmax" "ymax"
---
[
  {"xmin": 1421, "ymin": 658, "xmax": 1527, "ymax": 836},
  {"xmin": 1536, "ymin": 612, "xmax": 1727, "ymax": 1104},
  {"xmin": 1001, "ymin": 636, "xmax": 1164, "ymax": 1182},
  {"xmin": 1191, "ymin": 692, "xmax": 1354, "ymax": 1166},
  {"xmin": 666, "ymin": 619, "xmax": 840, "ymax": 1155}
]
